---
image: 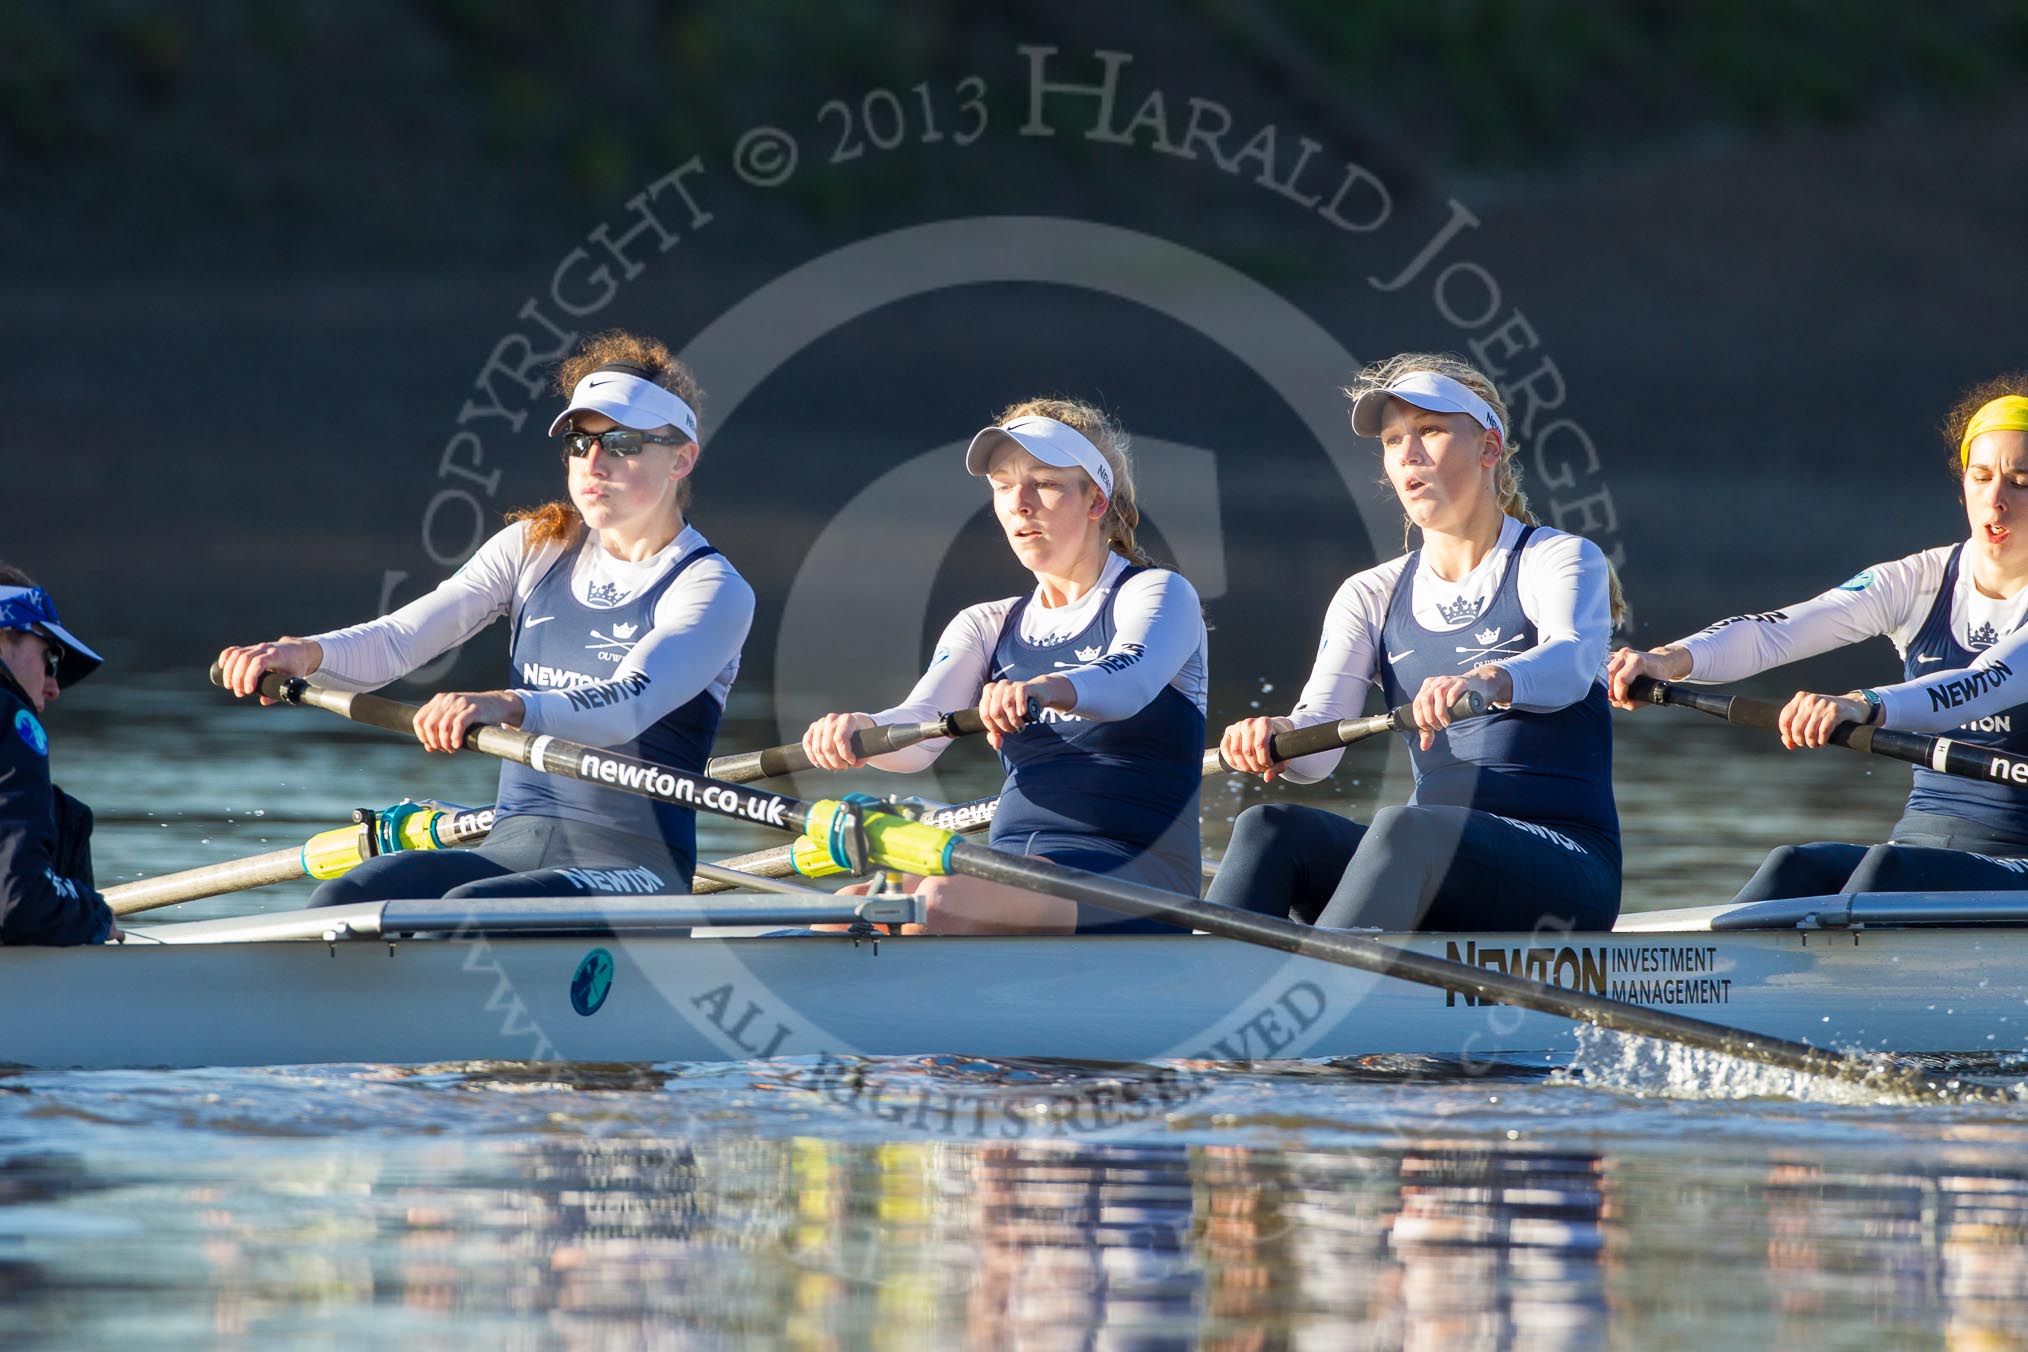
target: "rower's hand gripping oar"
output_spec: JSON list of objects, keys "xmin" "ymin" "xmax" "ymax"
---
[
  {"xmin": 1202, "ymin": 691, "xmax": 1488, "ymax": 775},
  {"xmin": 1627, "ymin": 676, "xmax": 2028, "ymax": 788},
  {"xmin": 231, "ymin": 667, "xmax": 1974, "ymax": 1102},
  {"xmin": 705, "ymin": 700, "xmax": 1040, "ymax": 784}
]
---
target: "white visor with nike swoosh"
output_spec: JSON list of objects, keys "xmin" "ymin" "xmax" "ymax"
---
[
  {"xmin": 547, "ymin": 371, "xmax": 699, "ymax": 444},
  {"xmin": 1349, "ymin": 371, "xmax": 1504, "ymax": 441},
  {"xmin": 964, "ymin": 416, "xmax": 1114, "ymax": 498}
]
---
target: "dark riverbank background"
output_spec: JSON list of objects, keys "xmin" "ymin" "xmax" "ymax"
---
[{"xmin": 9, "ymin": 1, "xmax": 2027, "ymax": 722}]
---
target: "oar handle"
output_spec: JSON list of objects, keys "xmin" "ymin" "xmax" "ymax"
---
[
  {"xmin": 1629, "ymin": 675, "xmax": 1881, "ymax": 748},
  {"xmin": 1625, "ymin": 675, "xmax": 2028, "ymax": 787},
  {"xmin": 1202, "ymin": 690, "xmax": 1487, "ymax": 775},
  {"xmin": 214, "ymin": 665, "xmax": 530, "ymax": 759},
  {"xmin": 705, "ymin": 701, "xmax": 1035, "ymax": 785}
]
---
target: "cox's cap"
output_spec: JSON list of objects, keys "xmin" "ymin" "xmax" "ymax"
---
[
  {"xmin": 964, "ymin": 415, "xmax": 1115, "ymax": 499},
  {"xmin": 546, "ymin": 366, "xmax": 699, "ymax": 444},
  {"xmin": 0, "ymin": 586, "xmax": 103, "ymax": 687},
  {"xmin": 1349, "ymin": 371, "xmax": 1505, "ymax": 441}
]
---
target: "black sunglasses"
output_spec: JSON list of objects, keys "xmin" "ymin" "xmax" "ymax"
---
[
  {"xmin": 557, "ymin": 427, "xmax": 686, "ymax": 460},
  {"xmin": 39, "ymin": 640, "xmax": 64, "ymax": 679}
]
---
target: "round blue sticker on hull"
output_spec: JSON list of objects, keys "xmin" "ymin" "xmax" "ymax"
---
[{"xmin": 571, "ymin": 948, "xmax": 615, "ymax": 1017}]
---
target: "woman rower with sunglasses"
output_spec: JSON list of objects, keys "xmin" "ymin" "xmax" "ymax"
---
[{"xmin": 218, "ymin": 330, "xmax": 753, "ymax": 904}]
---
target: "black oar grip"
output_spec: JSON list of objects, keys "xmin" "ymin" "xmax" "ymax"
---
[
  {"xmin": 1271, "ymin": 715, "xmax": 1386, "ymax": 762},
  {"xmin": 941, "ymin": 708, "xmax": 989, "ymax": 738},
  {"xmin": 211, "ymin": 662, "xmax": 309, "ymax": 707},
  {"xmin": 939, "ymin": 697, "xmax": 1041, "ymax": 737},
  {"xmin": 1627, "ymin": 676, "xmax": 1745, "ymax": 723}
]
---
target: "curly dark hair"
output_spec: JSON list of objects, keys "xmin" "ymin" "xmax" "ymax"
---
[
  {"xmin": 552, "ymin": 329, "xmax": 705, "ymax": 421},
  {"xmin": 1944, "ymin": 372, "xmax": 2028, "ymax": 477}
]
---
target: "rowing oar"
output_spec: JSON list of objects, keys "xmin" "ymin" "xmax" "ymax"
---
[
  {"xmin": 226, "ymin": 669, "xmax": 1962, "ymax": 1101},
  {"xmin": 1201, "ymin": 691, "xmax": 1488, "ymax": 773},
  {"xmin": 711, "ymin": 692, "xmax": 1486, "ymax": 891},
  {"xmin": 1627, "ymin": 676, "xmax": 2028, "ymax": 788},
  {"xmin": 102, "ymin": 803, "xmax": 495, "ymax": 917},
  {"xmin": 705, "ymin": 703, "xmax": 1032, "ymax": 784}
]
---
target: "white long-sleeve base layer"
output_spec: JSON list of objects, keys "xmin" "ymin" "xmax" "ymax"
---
[
  {"xmin": 860, "ymin": 552, "xmax": 1209, "ymax": 773},
  {"xmin": 307, "ymin": 521, "xmax": 754, "ymax": 745},
  {"xmin": 1275, "ymin": 516, "xmax": 1615, "ymax": 783},
  {"xmin": 1672, "ymin": 539, "xmax": 2028, "ymax": 735}
]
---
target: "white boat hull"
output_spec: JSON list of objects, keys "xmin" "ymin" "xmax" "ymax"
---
[{"xmin": 4, "ymin": 919, "xmax": 2022, "ymax": 1069}]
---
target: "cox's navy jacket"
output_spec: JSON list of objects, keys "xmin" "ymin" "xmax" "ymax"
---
[{"xmin": 0, "ymin": 667, "xmax": 111, "ymax": 945}]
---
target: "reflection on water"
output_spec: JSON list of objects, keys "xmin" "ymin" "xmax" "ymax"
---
[
  {"xmin": 13, "ymin": 1066, "xmax": 2028, "ymax": 1347},
  {"xmin": 3, "ymin": 673, "xmax": 2023, "ymax": 1342}
]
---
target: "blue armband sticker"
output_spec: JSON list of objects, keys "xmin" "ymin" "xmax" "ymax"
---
[
  {"xmin": 14, "ymin": 709, "xmax": 46, "ymax": 757},
  {"xmin": 1837, "ymin": 570, "xmax": 1873, "ymax": 591}
]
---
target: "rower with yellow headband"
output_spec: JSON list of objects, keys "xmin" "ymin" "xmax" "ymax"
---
[{"xmin": 1608, "ymin": 375, "xmax": 2028, "ymax": 903}]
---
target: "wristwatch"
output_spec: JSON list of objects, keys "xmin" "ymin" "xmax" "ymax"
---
[{"xmin": 1856, "ymin": 688, "xmax": 1884, "ymax": 725}]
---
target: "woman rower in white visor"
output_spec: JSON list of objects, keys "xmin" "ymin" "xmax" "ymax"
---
[
  {"xmin": 1209, "ymin": 353, "xmax": 1627, "ymax": 932},
  {"xmin": 802, "ymin": 398, "xmax": 1209, "ymax": 935},
  {"xmin": 218, "ymin": 330, "xmax": 754, "ymax": 903}
]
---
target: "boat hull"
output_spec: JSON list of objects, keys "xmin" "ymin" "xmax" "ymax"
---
[{"xmin": 3, "ymin": 925, "xmax": 2020, "ymax": 1070}]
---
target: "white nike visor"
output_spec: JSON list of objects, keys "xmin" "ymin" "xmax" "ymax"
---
[
  {"xmin": 964, "ymin": 415, "xmax": 1114, "ymax": 499},
  {"xmin": 1349, "ymin": 371, "xmax": 1504, "ymax": 441},
  {"xmin": 547, "ymin": 370, "xmax": 699, "ymax": 444}
]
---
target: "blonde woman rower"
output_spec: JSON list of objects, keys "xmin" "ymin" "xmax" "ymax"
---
[
  {"xmin": 1209, "ymin": 353, "xmax": 1625, "ymax": 932},
  {"xmin": 802, "ymin": 398, "xmax": 1208, "ymax": 935}
]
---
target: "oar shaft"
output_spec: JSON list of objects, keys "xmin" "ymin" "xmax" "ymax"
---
[
  {"xmin": 706, "ymin": 705, "xmax": 1024, "ymax": 784},
  {"xmin": 707, "ymin": 710, "xmax": 989, "ymax": 784},
  {"xmin": 1201, "ymin": 691, "xmax": 1488, "ymax": 774},
  {"xmin": 1629, "ymin": 677, "xmax": 2028, "ymax": 788},
  {"xmin": 933, "ymin": 838, "xmax": 1934, "ymax": 1093},
  {"xmin": 234, "ymin": 667, "xmax": 818, "ymax": 827},
  {"xmin": 103, "ymin": 803, "xmax": 498, "ymax": 917},
  {"xmin": 105, "ymin": 848, "xmax": 309, "ymax": 915}
]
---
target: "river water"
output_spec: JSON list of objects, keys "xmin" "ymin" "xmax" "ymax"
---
[{"xmin": 5, "ymin": 672, "xmax": 2026, "ymax": 1348}]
